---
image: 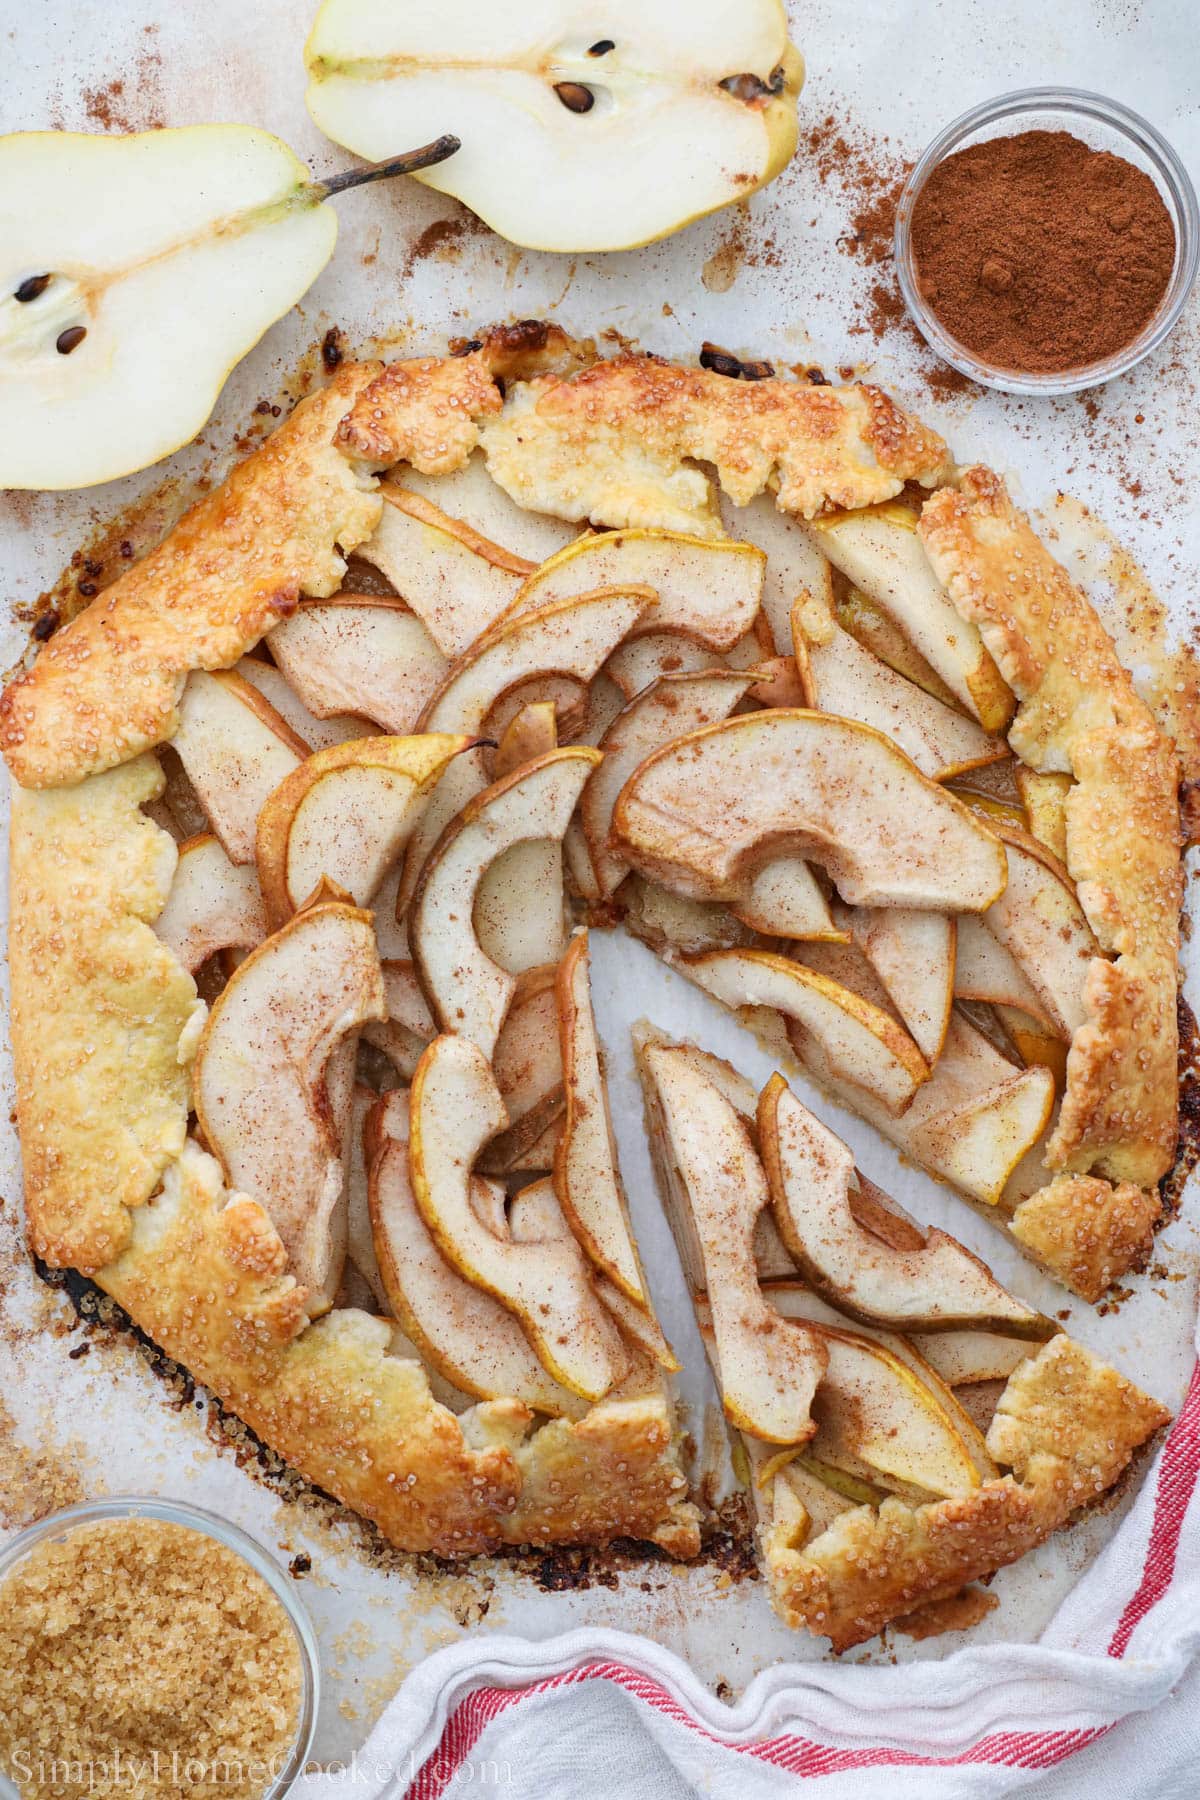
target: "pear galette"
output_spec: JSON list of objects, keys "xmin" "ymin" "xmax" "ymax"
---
[{"xmin": 5, "ymin": 325, "xmax": 1182, "ymax": 1642}]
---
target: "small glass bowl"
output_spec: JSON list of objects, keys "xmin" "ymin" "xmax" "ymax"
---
[
  {"xmin": 0, "ymin": 1497, "xmax": 319, "ymax": 1800},
  {"xmin": 893, "ymin": 87, "xmax": 1199, "ymax": 396}
]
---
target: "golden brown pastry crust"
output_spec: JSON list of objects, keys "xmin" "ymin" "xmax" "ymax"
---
[
  {"xmin": 762, "ymin": 1337, "xmax": 1167, "ymax": 1650},
  {"xmin": 10, "ymin": 756, "xmax": 202, "ymax": 1272},
  {"xmin": 98, "ymin": 1141, "xmax": 697, "ymax": 1556},
  {"xmin": 1007, "ymin": 1174, "xmax": 1162, "ymax": 1303},
  {"xmin": 1, "ymin": 365, "xmax": 382, "ymax": 791}
]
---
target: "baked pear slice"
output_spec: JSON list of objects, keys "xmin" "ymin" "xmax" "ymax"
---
[
  {"xmin": 554, "ymin": 934, "xmax": 663, "ymax": 1322},
  {"xmin": 234, "ymin": 656, "xmax": 371, "ymax": 750},
  {"xmin": 476, "ymin": 701, "xmax": 566, "ymax": 976},
  {"xmin": 192, "ymin": 900, "xmax": 386, "ymax": 1310},
  {"xmin": 170, "ymin": 669, "xmax": 306, "ymax": 864},
  {"xmin": 399, "ymin": 452, "xmax": 580, "ymax": 565},
  {"xmin": 481, "ymin": 967, "xmax": 566, "ymax": 1175},
  {"xmin": 305, "ymin": 0, "xmax": 803, "ymax": 254},
  {"xmin": 360, "ymin": 483, "xmax": 536, "ymax": 656},
  {"xmin": 399, "ymin": 586, "xmax": 652, "ymax": 914},
  {"xmin": 268, "ymin": 596, "xmax": 448, "ymax": 733},
  {"xmin": 153, "ymin": 832, "xmax": 267, "ymax": 974},
  {"xmin": 409, "ymin": 1034, "xmax": 628, "ymax": 1400},
  {"xmin": 756, "ymin": 1074, "xmax": 1053, "ymax": 1337},
  {"xmin": 682, "ymin": 948, "xmax": 929, "ymax": 1114},
  {"xmin": 366, "ymin": 1090, "xmax": 584, "ymax": 1416},
  {"xmin": 581, "ymin": 669, "xmax": 754, "ymax": 898},
  {"xmin": 256, "ymin": 732, "xmax": 474, "ymax": 926},
  {"xmin": 793, "ymin": 607, "xmax": 1006, "ymax": 782},
  {"xmin": 834, "ymin": 902, "xmax": 955, "ymax": 1065},
  {"xmin": 511, "ymin": 531, "xmax": 765, "ymax": 651},
  {"xmin": 603, "ymin": 630, "xmax": 721, "ymax": 701},
  {"xmin": 1015, "ymin": 768, "xmax": 1071, "ymax": 863},
  {"xmin": 809, "ymin": 506, "xmax": 1015, "ymax": 732},
  {"xmin": 718, "ymin": 490, "xmax": 835, "ymax": 653},
  {"xmin": 612, "ymin": 710, "xmax": 1008, "ymax": 919},
  {"xmin": 954, "ymin": 914, "xmax": 1060, "ymax": 1033},
  {"xmin": 986, "ymin": 826, "xmax": 1099, "ymax": 1039},
  {"xmin": 638, "ymin": 1039, "xmax": 826, "ymax": 1442},
  {"xmin": 411, "ymin": 748, "xmax": 599, "ymax": 1058}
]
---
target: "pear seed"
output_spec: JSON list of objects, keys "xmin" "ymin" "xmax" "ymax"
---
[
  {"xmin": 15, "ymin": 273, "xmax": 51, "ymax": 302},
  {"xmin": 56, "ymin": 326, "xmax": 87, "ymax": 355},
  {"xmin": 588, "ymin": 39, "xmax": 615, "ymax": 55},
  {"xmin": 554, "ymin": 82, "xmax": 595, "ymax": 114}
]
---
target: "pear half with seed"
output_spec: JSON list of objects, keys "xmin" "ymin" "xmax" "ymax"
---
[
  {"xmin": 305, "ymin": 0, "xmax": 803, "ymax": 253},
  {"xmin": 0, "ymin": 125, "xmax": 453, "ymax": 488}
]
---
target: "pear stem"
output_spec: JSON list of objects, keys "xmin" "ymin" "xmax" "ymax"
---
[{"xmin": 312, "ymin": 136, "xmax": 461, "ymax": 200}]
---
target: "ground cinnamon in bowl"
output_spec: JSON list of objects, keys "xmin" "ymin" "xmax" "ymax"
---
[
  {"xmin": 0, "ymin": 1515, "xmax": 306, "ymax": 1800},
  {"xmin": 909, "ymin": 129, "xmax": 1175, "ymax": 374}
]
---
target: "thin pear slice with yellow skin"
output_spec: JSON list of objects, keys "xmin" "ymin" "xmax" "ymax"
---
[
  {"xmin": 171, "ymin": 669, "xmax": 307, "ymax": 865},
  {"xmin": 910, "ymin": 1329, "xmax": 1037, "ymax": 1387},
  {"xmin": 399, "ymin": 585, "xmax": 652, "ymax": 917},
  {"xmin": 411, "ymin": 748, "xmax": 599, "ymax": 1058},
  {"xmin": 493, "ymin": 700, "xmax": 558, "ymax": 776},
  {"xmin": 192, "ymin": 900, "xmax": 386, "ymax": 1311},
  {"xmin": 834, "ymin": 901, "xmax": 955, "ymax": 1065},
  {"xmin": 256, "ymin": 732, "xmax": 474, "ymax": 928},
  {"xmin": 366, "ymin": 1090, "xmax": 584, "ymax": 1416},
  {"xmin": 835, "ymin": 585, "xmax": 960, "ymax": 708},
  {"xmin": 305, "ymin": 1, "xmax": 803, "ymax": 255},
  {"xmin": 986, "ymin": 825, "xmax": 1099, "ymax": 1039},
  {"xmin": 360, "ymin": 483, "xmax": 536, "ymax": 656},
  {"xmin": 508, "ymin": 1172, "xmax": 679, "ymax": 1372},
  {"xmin": 554, "ymin": 933, "xmax": 651, "ymax": 1306},
  {"xmin": 603, "ymin": 630, "xmax": 721, "ymax": 701},
  {"xmin": 478, "ymin": 965, "xmax": 566, "ymax": 1175},
  {"xmin": 268, "ymin": 596, "xmax": 448, "ymax": 732},
  {"xmin": 612, "ymin": 710, "xmax": 1008, "ymax": 917},
  {"xmin": 408, "ymin": 1034, "xmax": 628, "ymax": 1401},
  {"xmin": 478, "ymin": 701, "xmax": 564, "ymax": 973},
  {"xmin": 637, "ymin": 1041, "xmax": 827, "ymax": 1443},
  {"xmin": 954, "ymin": 914, "xmax": 1061, "ymax": 1034},
  {"xmin": 509, "ymin": 530, "xmax": 765, "ymax": 651},
  {"xmin": 581, "ymin": 669, "xmax": 753, "ymax": 899},
  {"xmin": 153, "ymin": 832, "xmax": 267, "ymax": 975},
  {"xmin": 793, "ymin": 603, "xmax": 1007, "ymax": 783},
  {"xmin": 1015, "ymin": 767, "xmax": 1072, "ymax": 863},
  {"xmin": 809, "ymin": 507, "xmax": 1015, "ymax": 732},
  {"xmin": 718, "ymin": 489, "xmax": 836, "ymax": 654},
  {"xmin": 234, "ymin": 656, "xmax": 371, "ymax": 751},
  {"xmin": 683, "ymin": 948, "xmax": 929, "ymax": 1115},
  {"xmin": 756, "ymin": 1074, "xmax": 1053, "ymax": 1338},
  {"xmin": 399, "ymin": 452, "xmax": 581, "ymax": 565},
  {"xmin": 0, "ymin": 126, "xmax": 337, "ymax": 490}
]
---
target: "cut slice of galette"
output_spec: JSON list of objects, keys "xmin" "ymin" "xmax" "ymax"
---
[
  {"xmin": 4, "ymin": 325, "xmax": 1186, "ymax": 1600},
  {"xmin": 635, "ymin": 1029, "xmax": 1168, "ymax": 1649}
]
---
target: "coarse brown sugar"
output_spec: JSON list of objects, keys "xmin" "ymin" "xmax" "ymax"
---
[{"xmin": 0, "ymin": 1518, "xmax": 302, "ymax": 1800}]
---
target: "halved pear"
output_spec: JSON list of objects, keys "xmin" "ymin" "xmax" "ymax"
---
[
  {"xmin": 581, "ymin": 669, "xmax": 753, "ymax": 898},
  {"xmin": 399, "ymin": 452, "xmax": 581, "ymax": 564},
  {"xmin": 986, "ymin": 826, "xmax": 1098, "ymax": 1038},
  {"xmin": 682, "ymin": 948, "xmax": 929, "ymax": 1114},
  {"xmin": 234, "ymin": 656, "xmax": 371, "ymax": 750},
  {"xmin": 269, "ymin": 597, "xmax": 448, "ymax": 732},
  {"xmin": 479, "ymin": 966, "xmax": 565, "ymax": 1174},
  {"xmin": 170, "ymin": 669, "xmax": 306, "ymax": 865},
  {"xmin": 554, "ymin": 933, "xmax": 650, "ymax": 1304},
  {"xmin": 359, "ymin": 482, "xmax": 536, "ymax": 656},
  {"xmin": 1015, "ymin": 768, "xmax": 1071, "ymax": 862},
  {"xmin": 477, "ymin": 703, "xmax": 565, "ymax": 975},
  {"xmin": 409, "ymin": 1034, "xmax": 627, "ymax": 1399},
  {"xmin": 400, "ymin": 585, "xmax": 651, "ymax": 914},
  {"xmin": 834, "ymin": 902, "xmax": 955, "ymax": 1064},
  {"xmin": 511, "ymin": 530, "xmax": 765, "ymax": 651},
  {"xmin": 192, "ymin": 900, "xmax": 386, "ymax": 1309},
  {"xmin": 794, "ymin": 608, "xmax": 1006, "ymax": 782},
  {"xmin": 410, "ymin": 748, "xmax": 600, "ymax": 1057},
  {"xmin": 718, "ymin": 490, "xmax": 835, "ymax": 653},
  {"xmin": 757, "ymin": 1074, "xmax": 1052, "ymax": 1337},
  {"xmin": 760, "ymin": 1293, "xmax": 985, "ymax": 1498},
  {"xmin": 0, "ymin": 126, "xmax": 338, "ymax": 489},
  {"xmin": 153, "ymin": 832, "xmax": 267, "ymax": 974},
  {"xmin": 256, "ymin": 732, "xmax": 473, "ymax": 926},
  {"xmin": 305, "ymin": 1, "xmax": 803, "ymax": 254},
  {"xmin": 366, "ymin": 1090, "xmax": 583, "ymax": 1414},
  {"xmin": 809, "ymin": 507, "xmax": 1014, "ymax": 732},
  {"xmin": 954, "ymin": 915, "xmax": 1060, "ymax": 1033},
  {"xmin": 612, "ymin": 710, "xmax": 1008, "ymax": 916},
  {"xmin": 638, "ymin": 1040, "xmax": 826, "ymax": 1442}
]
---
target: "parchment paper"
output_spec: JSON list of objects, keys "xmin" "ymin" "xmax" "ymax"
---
[{"xmin": 1, "ymin": 0, "xmax": 1198, "ymax": 1763}]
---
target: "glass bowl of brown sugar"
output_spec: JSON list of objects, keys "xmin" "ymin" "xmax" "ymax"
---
[{"xmin": 893, "ymin": 88, "xmax": 1198, "ymax": 396}]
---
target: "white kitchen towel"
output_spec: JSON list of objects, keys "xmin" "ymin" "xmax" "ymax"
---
[{"xmin": 295, "ymin": 1359, "xmax": 1200, "ymax": 1798}]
